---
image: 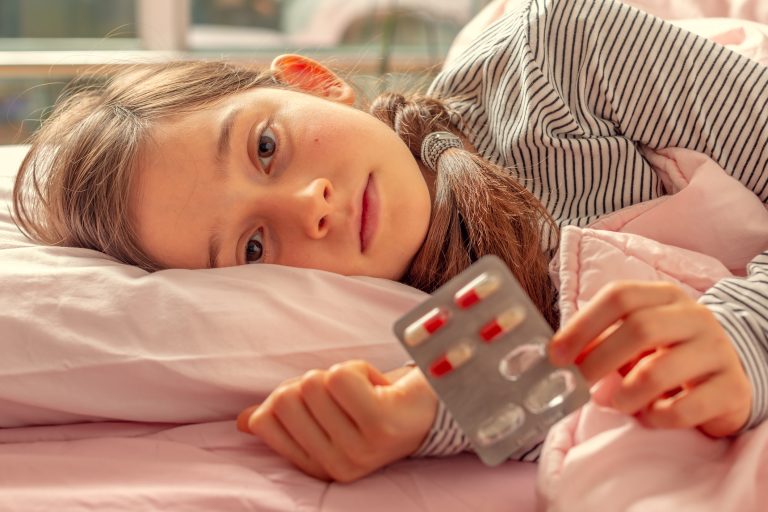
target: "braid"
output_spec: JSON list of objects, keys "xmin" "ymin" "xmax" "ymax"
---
[
  {"xmin": 370, "ymin": 93, "xmax": 451, "ymax": 155},
  {"xmin": 370, "ymin": 93, "xmax": 559, "ymax": 328}
]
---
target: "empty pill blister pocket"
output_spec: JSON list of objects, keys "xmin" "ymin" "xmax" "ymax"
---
[{"xmin": 393, "ymin": 255, "xmax": 590, "ymax": 467}]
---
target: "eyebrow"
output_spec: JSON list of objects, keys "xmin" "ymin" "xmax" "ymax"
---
[{"xmin": 208, "ymin": 107, "xmax": 243, "ymax": 268}]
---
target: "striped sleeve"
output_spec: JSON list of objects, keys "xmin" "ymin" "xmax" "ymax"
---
[
  {"xmin": 545, "ymin": 0, "xmax": 768, "ymax": 200},
  {"xmin": 411, "ymin": 401, "xmax": 472, "ymax": 457},
  {"xmin": 412, "ymin": 400, "xmax": 544, "ymax": 462},
  {"xmin": 699, "ymin": 252, "xmax": 768, "ymax": 430},
  {"xmin": 417, "ymin": 0, "xmax": 768, "ymax": 460},
  {"xmin": 539, "ymin": 0, "xmax": 768, "ymax": 429}
]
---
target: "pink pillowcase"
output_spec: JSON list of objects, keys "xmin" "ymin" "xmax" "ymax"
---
[{"xmin": 0, "ymin": 145, "xmax": 425, "ymax": 427}]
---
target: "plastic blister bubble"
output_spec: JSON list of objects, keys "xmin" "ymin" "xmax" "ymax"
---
[
  {"xmin": 499, "ymin": 340, "xmax": 546, "ymax": 381},
  {"xmin": 475, "ymin": 404, "xmax": 526, "ymax": 446},
  {"xmin": 524, "ymin": 369, "xmax": 576, "ymax": 413}
]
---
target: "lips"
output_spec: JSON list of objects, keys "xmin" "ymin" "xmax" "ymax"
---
[{"xmin": 359, "ymin": 174, "xmax": 379, "ymax": 253}]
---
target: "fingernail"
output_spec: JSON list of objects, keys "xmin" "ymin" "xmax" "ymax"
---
[{"xmin": 236, "ymin": 405, "xmax": 259, "ymax": 433}]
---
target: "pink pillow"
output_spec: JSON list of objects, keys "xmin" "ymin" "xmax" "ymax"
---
[{"xmin": 0, "ymin": 145, "xmax": 425, "ymax": 427}]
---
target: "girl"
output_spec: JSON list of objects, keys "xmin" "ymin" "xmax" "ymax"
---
[{"xmin": 13, "ymin": 0, "xmax": 767, "ymax": 483}]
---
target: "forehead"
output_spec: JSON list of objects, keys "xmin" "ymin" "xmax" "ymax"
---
[
  {"xmin": 147, "ymin": 86, "xmax": 350, "ymax": 142},
  {"xmin": 129, "ymin": 97, "xmax": 232, "ymax": 268}
]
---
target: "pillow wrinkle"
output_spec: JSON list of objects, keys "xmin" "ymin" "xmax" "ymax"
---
[{"xmin": 0, "ymin": 145, "xmax": 423, "ymax": 427}]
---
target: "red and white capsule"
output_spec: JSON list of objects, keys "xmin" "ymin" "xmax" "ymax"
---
[
  {"xmin": 479, "ymin": 306, "xmax": 526, "ymax": 342},
  {"xmin": 404, "ymin": 307, "xmax": 450, "ymax": 346},
  {"xmin": 429, "ymin": 341, "xmax": 475, "ymax": 377},
  {"xmin": 454, "ymin": 272, "xmax": 501, "ymax": 309}
]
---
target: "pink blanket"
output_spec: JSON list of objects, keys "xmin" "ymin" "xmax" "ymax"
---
[
  {"xmin": 538, "ymin": 147, "xmax": 768, "ymax": 511},
  {"xmin": 0, "ymin": 421, "xmax": 537, "ymax": 511},
  {"xmin": 2, "ymin": 4, "xmax": 766, "ymax": 511}
]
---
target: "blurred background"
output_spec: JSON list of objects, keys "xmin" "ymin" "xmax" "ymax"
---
[{"xmin": 0, "ymin": 0, "xmax": 493, "ymax": 144}]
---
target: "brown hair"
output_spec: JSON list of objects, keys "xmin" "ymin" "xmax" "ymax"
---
[
  {"xmin": 12, "ymin": 61, "xmax": 276, "ymax": 271},
  {"xmin": 370, "ymin": 94, "xmax": 558, "ymax": 328},
  {"xmin": 12, "ymin": 61, "xmax": 557, "ymax": 326}
]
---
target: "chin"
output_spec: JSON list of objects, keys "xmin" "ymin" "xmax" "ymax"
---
[{"xmin": 389, "ymin": 253, "xmax": 420, "ymax": 282}]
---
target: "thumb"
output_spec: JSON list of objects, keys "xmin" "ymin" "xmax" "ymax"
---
[
  {"xmin": 330, "ymin": 359, "xmax": 390, "ymax": 387},
  {"xmin": 365, "ymin": 362, "xmax": 392, "ymax": 387},
  {"xmin": 390, "ymin": 366, "xmax": 435, "ymax": 398}
]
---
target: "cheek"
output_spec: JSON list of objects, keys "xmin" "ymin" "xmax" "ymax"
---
[
  {"xmin": 289, "ymin": 106, "xmax": 364, "ymax": 157},
  {"xmin": 382, "ymin": 173, "xmax": 431, "ymax": 279},
  {"xmin": 406, "ymin": 183, "xmax": 432, "ymax": 254}
]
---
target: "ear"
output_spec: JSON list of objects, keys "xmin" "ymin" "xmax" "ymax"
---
[{"xmin": 271, "ymin": 54, "xmax": 356, "ymax": 105}]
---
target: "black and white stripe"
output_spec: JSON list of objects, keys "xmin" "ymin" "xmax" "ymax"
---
[
  {"xmin": 699, "ymin": 252, "xmax": 768, "ymax": 430},
  {"xmin": 414, "ymin": 0, "xmax": 768, "ymax": 460}
]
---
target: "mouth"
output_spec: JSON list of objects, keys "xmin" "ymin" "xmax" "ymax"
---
[{"xmin": 359, "ymin": 174, "xmax": 379, "ymax": 253}]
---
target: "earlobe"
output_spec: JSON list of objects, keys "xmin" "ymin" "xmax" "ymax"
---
[{"xmin": 271, "ymin": 54, "xmax": 356, "ymax": 105}]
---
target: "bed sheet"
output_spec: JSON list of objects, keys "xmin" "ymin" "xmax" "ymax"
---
[
  {"xmin": 0, "ymin": 150, "xmax": 537, "ymax": 509},
  {"xmin": 0, "ymin": 421, "xmax": 537, "ymax": 511},
  {"xmin": 2, "ymin": 2, "xmax": 767, "ymax": 511}
]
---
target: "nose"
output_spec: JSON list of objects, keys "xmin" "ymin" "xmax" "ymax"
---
[{"xmin": 291, "ymin": 178, "xmax": 334, "ymax": 239}]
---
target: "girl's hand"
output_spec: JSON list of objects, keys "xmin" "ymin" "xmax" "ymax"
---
[
  {"xmin": 236, "ymin": 361, "xmax": 437, "ymax": 483},
  {"xmin": 549, "ymin": 281, "xmax": 752, "ymax": 437}
]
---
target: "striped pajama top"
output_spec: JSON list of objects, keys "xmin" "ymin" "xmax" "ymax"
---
[{"xmin": 414, "ymin": 0, "xmax": 768, "ymax": 461}]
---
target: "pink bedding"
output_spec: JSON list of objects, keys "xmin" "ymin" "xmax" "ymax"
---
[
  {"xmin": 539, "ymin": 147, "xmax": 768, "ymax": 511},
  {"xmin": 0, "ymin": 421, "xmax": 537, "ymax": 511},
  {"xmin": 534, "ymin": 18, "xmax": 768, "ymax": 512},
  {"xmin": 1, "ymin": 3, "xmax": 766, "ymax": 512}
]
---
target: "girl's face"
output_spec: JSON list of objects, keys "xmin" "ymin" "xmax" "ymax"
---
[{"xmin": 131, "ymin": 83, "xmax": 432, "ymax": 279}]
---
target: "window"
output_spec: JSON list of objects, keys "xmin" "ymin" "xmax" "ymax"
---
[
  {"xmin": 0, "ymin": 0, "xmax": 138, "ymax": 50},
  {"xmin": 0, "ymin": 0, "xmax": 493, "ymax": 144}
]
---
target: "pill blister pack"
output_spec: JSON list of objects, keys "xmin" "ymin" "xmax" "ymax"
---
[{"xmin": 393, "ymin": 255, "xmax": 590, "ymax": 466}]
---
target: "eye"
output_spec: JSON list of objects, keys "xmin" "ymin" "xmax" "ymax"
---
[
  {"xmin": 257, "ymin": 126, "xmax": 277, "ymax": 171},
  {"xmin": 245, "ymin": 229, "xmax": 265, "ymax": 264}
]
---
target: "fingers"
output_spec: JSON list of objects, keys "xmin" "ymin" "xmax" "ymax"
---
[
  {"xmin": 577, "ymin": 303, "xmax": 703, "ymax": 384},
  {"xmin": 551, "ymin": 281, "xmax": 683, "ymax": 365},
  {"xmin": 244, "ymin": 380, "xmax": 365, "ymax": 482},
  {"xmin": 610, "ymin": 340, "xmax": 720, "ymax": 415},
  {"xmin": 539, "ymin": 280, "xmax": 752, "ymax": 438},
  {"xmin": 245, "ymin": 403, "xmax": 330, "ymax": 481},
  {"xmin": 325, "ymin": 360, "xmax": 387, "ymax": 431},
  {"xmin": 238, "ymin": 362, "xmax": 391, "ymax": 483},
  {"xmin": 270, "ymin": 384, "xmax": 333, "ymax": 454},
  {"xmin": 640, "ymin": 373, "xmax": 749, "ymax": 432},
  {"xmin": 299, "ymin": 369, "xmax": 362, "ymax": 447}
]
